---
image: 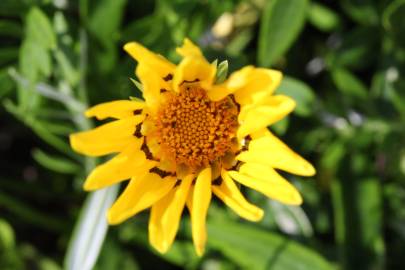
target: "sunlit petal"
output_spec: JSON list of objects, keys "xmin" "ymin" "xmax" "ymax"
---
[
  {"xmin": 69, "ymin": 116, "xmax": 144, "ymax": 156},
  {"xmin": 212, "ymin": 170, "xmax": 263, "ymax": 221},
  {"xmin": 108, "ymin": 173, "xmax": 177, "ymax": 225}
]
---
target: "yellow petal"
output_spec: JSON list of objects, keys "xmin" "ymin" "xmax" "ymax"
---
[
  {"xmin": 237, "ymin": 95, "xmax": 296, "ymax": 139},
  {"xmin": 176, "ymin": 38, "xmax": 203, "ymax": 58},
  {"xmin": 136, "ymin": 64, "xmax": 168, "ymax": 113},
  {"xmin": 234, "ymin": 69, "xmax": 282, "ymax": 105},
  {"xmin": 228, "ymin": 168, "xmax": 303, "ymax": 205},
  {"xmin": 207, "ymin": 67, "xmax": 282, "ymax": 104},
  {"xmin": 212, "ymin": 170, "xmax": 263, "ymax": 221},
  {"xmin": 85, "ymin": 100, "xmax": 145, "ymax": 120},
  {"xmin": 149, "ymin": 175, "xmax": 194, "ymax": 253},
  {"xmin": 107, "ymin": 173, "xmax": 177, "ymax": 225},
  {"xmin": 207, "ymin": 66, "xmax": 254, "ymax": 101},
  {"xmin": 191, "ymin": 167, "xmax": 211, "ymax": 256},
  {"xmin": 124, "ymin": 42, "xmax": 175, "ymax": 79},
  {"xmin": 237, "ymin": 133, "xmax": 316, "ymax": 176},
  {"xmin": 149, "ymin": 189, "xmax": 173, "ymax": 253},
  {"xmin": 69, "ymin": 116, "xmax": 144, "ymax": 156},
  {"xmin": 172, "ymin": 56, "xmax": 216, "ymax": 93},
  {"xmin": 83, "ymin": 140, "xmax": 157, "ymax": 191}
]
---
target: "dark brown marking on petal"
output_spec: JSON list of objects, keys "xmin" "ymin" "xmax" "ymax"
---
[
  {"xmin": 160, "ymin": 88, "xmax": 168, "ymax": 93},
  {"xmin": 149, "ymin": 167, "xmax": 175, "ymax": 178},
  {"xmin": 212, "ymin": 177, "xmax": 223, "ymax": 186},
  {"xmin": 133, "ymin": 109, "xmax": 143, "ymax": 115},
  {"xmin": 180, "ymin": 78, "xmax": 200, "ymax": 86},
  {"xmin": 163, "ymin": 74, "xmax": 173, "ymax": 81},
  {"xmin": 174, "ymin": 179, "xmax": 181, "ymax": 187},
  {"xmin": 236, "ymin": 136, "xmax": 252, "ymax": 154},
  {"xmin": 230, "ymin": 161, "xmax": 242, "ymax": 171},
  {"xmin": 141, "ymin": 142, "xmax": 155, "ymax": 160},
  {"xmin": 133, "ymin": 123, "xmax": 142, "ymax": 138},
  {"xmin": 229, "ymin": 94, "xmax": 240, "ymax": 112},
  {"xmin": 243, "ymin": 135, "xmax": 252, "ymax": 150}
]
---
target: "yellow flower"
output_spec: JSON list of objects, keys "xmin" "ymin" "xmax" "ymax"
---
[{"xmin": 69, "ymin": 39, "xmax": 315, "ymax": 256}]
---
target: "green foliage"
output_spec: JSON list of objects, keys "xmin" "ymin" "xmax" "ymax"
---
[
  {"xmin": 258, "ymin": 0, "xmax": 308, "ymax": 67},
  {"xmin": 207, "ymin": 218, "xmax": 333, "ymax": 270},
  {"xmin": 1, "ymin": 0, "xmax": 404, "ymax": 269}
]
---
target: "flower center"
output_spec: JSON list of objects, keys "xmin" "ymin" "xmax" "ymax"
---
[{"xmin": 155, "ymin": 86, "xmax": 239, "ymax": 171}]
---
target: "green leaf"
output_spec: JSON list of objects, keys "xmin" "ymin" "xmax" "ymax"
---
[
  {"xmin": 308, "ymin": 2, "xmax": 341, "ymax": 32},
  {"xmin": 258, "ymin": 0, "xmax": 308, "ymax": 67},
  {"xmin": 276, "ymin": 76, "xmax": 316, "ymax": 117},
  {"xmin": 0, "ymin": 68, "xmax": 14, "ymax": 98},
  {"xmin": 64, "ymin": 185, "xmax": 119, "ymax": 270},
  {"xmin": 129, "ymin": 78, "xmax": 143, "ymax": 93},
  {"xmin": 0, "ymin": 219, "xmax": 15, "ymax": 250},
  {"xmin": 382, "ymin": 0, "xmax": 405, "ymax": 47},
  {"xmin": 88, "ymin": 0, "xmax": 127, "ymax": 45},
  {"xmin": 215, "ymin": 60, "xmax": 229, "ymax": 84},
  {"xmin": 54, "ymin": 49, "xmax": 80, "ymax": 86},
  {"xmin": 32, "ymin": 149, "xmax": 81, "ymax": 174},
  {"xmin": 331, "ymin": 68, "xmax": 368, "ymax": 100},
  {"xmin": 341, "ymin": 0, "xmax": 378, "ymax": 26},
  {"xmin": 20, "ymin": 40, "xmax": 52, "ymax": 79},
  {"xmin": 207, "ymin": 219, "xmax": 333, "ymax": 270},
  {"xmin": 26, "ymin": 7, "xmax": 56, "ymax": 49},
  {"xmin": 332, "ymin": 175, "xmax": 384, "ymax": 269}
]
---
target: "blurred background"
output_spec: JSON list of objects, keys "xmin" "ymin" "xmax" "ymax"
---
[{"xmin": 1, "ymin": 0, "xmax": 404, "ymax": 269}]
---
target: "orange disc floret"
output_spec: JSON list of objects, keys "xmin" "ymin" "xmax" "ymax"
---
[{"xmin": 155, "ymin": 85, "xmax": 239, "ymax": 171}]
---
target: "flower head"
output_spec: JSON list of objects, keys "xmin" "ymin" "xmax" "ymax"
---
[{"xmin": 70, "ymin": 39, "xmax": 315, "ymax": 256}]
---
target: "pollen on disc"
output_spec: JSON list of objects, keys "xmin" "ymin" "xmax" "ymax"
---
[{"xmin": 155, "ymin": 86, "xmax": 238, "ymax": 171}]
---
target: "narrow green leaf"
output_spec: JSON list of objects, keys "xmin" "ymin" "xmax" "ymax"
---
[
  {"xmin": 382, "ymin": 0, "xmax": 405, "ymax": 47},
  {"xmin": 129, "ymin": 78, "xmax": 143, "ymax": 93},
  {"xmin": 0, "ymin": 219, "xmax": 15, "ymax": 250},
  {"xmin": 308, "ymin": 2, "xmax": 341, "ymax": 32},
  {"xmin": 215, "ymin": 60, "xmax": 229, "ymax": 84},
  {"xmin": 0, "ymin": 68, "xmax": 14, "ymax": 98},
  {"xmin": 331, "ymin": 68, "xmax": 368, "ymax": 100},
  {"xmin": 332, "ymin": 175, "xmax": 384, "ymax": 269},
  {"xmin": 54, "ymin": 49, "xmax": 80, "ymax": 87},
  {"xmin": 26, "ymin": 7, "xmax": 56, "ymax": 49},
  {"xmin": 88, "ymin": 0, "xmax": 127, "ymax": 44},
  {"xmin": 341, "ymin": 0, "xmax": 378, "ymax": 26},
  {"xmin": 64, "ymin": 185, "xmax": 119, "ymax": 270},
  {"xmin": 208, "ymin": 219, "xmax": 333, "ymax": 270},
  {"xmin": 32, "ymin": 149, "xmax": 81, "ymax": 174},
  {"xmin": 258, "ymin": 0, "xmax": 308, "ymax": 67},
  {"xmin": 20, "ymin": 40, "xmax": 52, "ymax": 78}
]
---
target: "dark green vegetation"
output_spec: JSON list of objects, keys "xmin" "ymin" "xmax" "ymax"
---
[{"xmin": 1, "ymin": 0, "xmax": 404, "ymax": 269}]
